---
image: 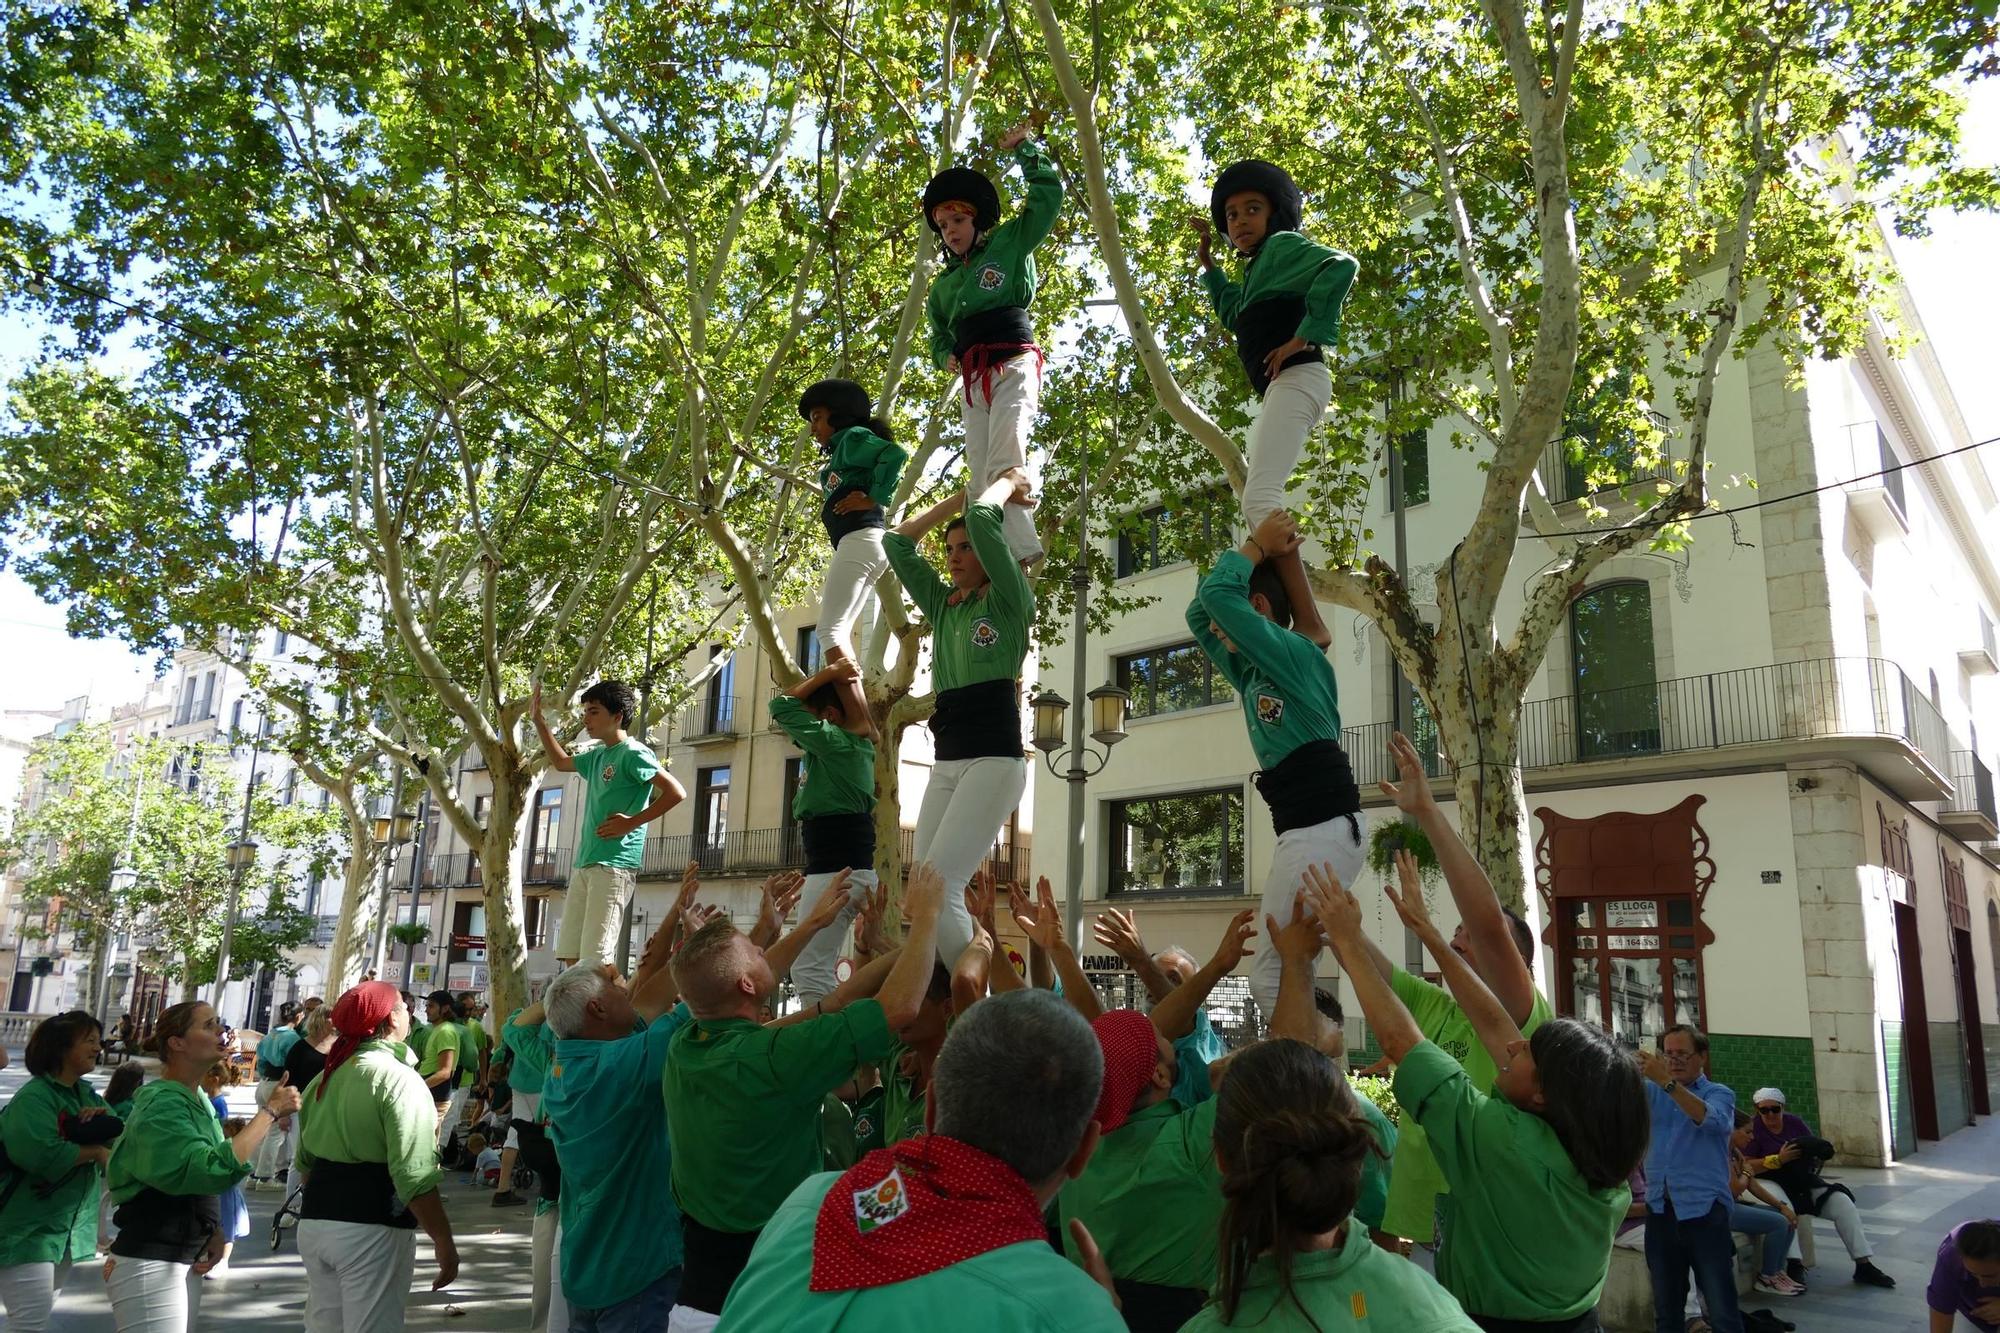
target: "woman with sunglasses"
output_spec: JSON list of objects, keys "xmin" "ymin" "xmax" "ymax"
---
[{"xmin": 1740, "ymin": 1087, "xmax": 1895, "ymax": 1289}]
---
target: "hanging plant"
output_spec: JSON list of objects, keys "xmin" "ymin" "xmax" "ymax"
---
[
  {"xmin": 1367, "ymin": 818, "xmax": 1440, "ymax": 884},
  {"xmin": 387, "ymin": 922, "xmax": 432, "ymax": 947},
  {"xmin": 29, "ymin": 955, "xmax": 54, "ymax": 978}
]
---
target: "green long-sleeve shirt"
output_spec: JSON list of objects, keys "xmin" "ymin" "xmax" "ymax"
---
[
  {"xmin": 0, "ymin": 1073, "xmax": 110, "ymax": 1265},
  {"xmin": 503, "ymin": 1009, "xmax": 554, "ymax": 1098},
  {"xmin": 926, "ymin": 142, "xmax": 1063, "ymax": 370},
  {"xmin": 820, "ymin": 426, "xmax": 908, "ymax": 512},
  {"xmin": 296, "ymin": 1041, "xmax": 445, "ymax": 1205},
  {"xmin": 1187, "ymin": 549, "xmax": 1343, "ymax": 768},
  {"xmin": 1200, "ymin": 229, "xmax": 1360, "ymax": 347},
  {"xmin": 769, "ymin": 695, "xmax": 876, "ymax": 819},
  {"xmin": 105, "ymin": 1078, "xmax": 250, "ymax": 1206},
  {"xmin": 883, "ymin": 502, "xmax": 1033, "ymax": 693}
]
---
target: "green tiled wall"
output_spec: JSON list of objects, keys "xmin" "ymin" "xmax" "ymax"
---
[
  {"xmin": 1932, "ymin": 1021, "xmax": 1971, "ymax": 1134},
  {"xmin": 1707, "ymin": 1033, "xmax": 1819, "ymax": 1131},
  {"xmin": 1883, "ymin": 1020, "xmax": 1915, "ymax": 1159},
  {"xmin": 1986, "ymin": 1026, "xmax": 2000, "ymax": 1109}
]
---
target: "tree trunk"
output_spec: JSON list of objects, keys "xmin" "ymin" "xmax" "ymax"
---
[
  {"xmin": 477, "ymin": 755, "xmax": 536, "ymax": 1019},
  {"xmin": 1441, "ymin": 709, "xmax": 1534, "ymax": 915},
  {"xmin": 325, "ymin": 836, "xmax": 385, "ymax": 994}
]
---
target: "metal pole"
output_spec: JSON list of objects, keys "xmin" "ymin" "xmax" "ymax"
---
[
  {"xmin": 369, "ymin": 767, "xmax": 406, "ymax": 977},
  {"xmin": 96, "ymin": 758, "xmax": 147, "ymax": 1024},
  {"xmin": 1063, "ymin": 464, "xmax": 1091, "ymax": 946},
  {"xmin": 404, "ymin": 791, "xmax": 429, "ymax": 981},
  {"xmin": 210, "ymin": 746, "xmax": 260, "ymax": 1013},
  {"xmin": 1387, "ymin": 370, "xmax": 1415, "ymax": 740}
]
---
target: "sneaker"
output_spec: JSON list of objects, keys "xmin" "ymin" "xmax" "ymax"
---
[
  {"xmin": 1854, "ymin": 1260, "xmax": 1896, "ymax": 1288},
  {"xmin": 1754, "ymin": 1273, "xmax": 1805, "ymax": 1297},
  {"xmin": 274, "ymin": 1168, "xmax": 289, "ymax": 1183},
  {"xmin": 1744, "ymin": 1310, "xmax": 1796, "ymax": 1333},
  {"xmin": 490, "ymin": 1190, "xmax": 527, "ymax": 1208},
  {"xmin": 1784, "ymin": 1258, "xmax": 1808, "ymax": 1286}
]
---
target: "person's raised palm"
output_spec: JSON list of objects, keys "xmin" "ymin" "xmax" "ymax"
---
[
  {"xmin": 803, "ymin": 870, "xmax": 852, "ymax": 932},
  {"xmin": 1378, "ymin": 730, "xmax": 1436, "ymax": 815},
  {"xmin": 904, "ymin": 861, "xmax": 945, "ymax": 927},
  {"xmin": 1301, "ymin": 864, "xmax": 1361, "ymax": 943},
  {"xmin": 1208, "ymin": 908, "xmax": 1257, "ymax": 972},
  {"xmin": 1384, "ymin": 849, "xmax": 1438, "ymax": 943},
  {"xmin": 965, "ymin": 867, "xmax": 999, "ymax": 936},
  {"xmin": 1091, "ymin": 906, "xmax": 1147, "ymax": 963},
  {"xmin": 1250, "ymin": 508, "xmax": 1299, "ymax": 560},
  {"xmin": 1265, "ymin": 892, "xmax": 1323, "ymax": 965},
  {"xmin": 1025, "ymin": 875, "xmax": 1063, "ymax": 952}
]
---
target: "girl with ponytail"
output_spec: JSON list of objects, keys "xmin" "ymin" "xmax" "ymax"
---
[{"xmin": 1186, "ymin": 1038, "xmax": 1474, "ymax": 1332}]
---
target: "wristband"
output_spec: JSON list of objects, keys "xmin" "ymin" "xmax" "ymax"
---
[
  {"xmin": 1245, "ymin": 537, "xmax": 1265, "ymax": 562},
  {"xmin": 1764, "ymin": 1154, "xmax": 1779, "ymax": 1169}
]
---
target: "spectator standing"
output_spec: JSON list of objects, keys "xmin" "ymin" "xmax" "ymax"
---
[
  {"xmin": 0, "ymin": 1011, "xmax": 114, "ymax": 1331},
  {"xmin": 1638, "ymin": 1026, "xmax": 1743, "ymax": 1333},
  {"xmin": 250, "ymin": 1001, "xmax": 303, "ymax": 1187}
]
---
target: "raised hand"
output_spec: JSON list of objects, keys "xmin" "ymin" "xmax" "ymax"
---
[
  {"xmin": 683, "ymin": 903, "xmax": 723, "ymax": 935},
  {"xmin": 1025, "ymin": 875, "xmax": 1064, "ymax": 953},
  {"xmin": 964, "ymin": 867, "xmax": 999, "ymax": 936},
  {"xmin": 263, "ymin": 1072, "xmax": 302, "ymax": 1119},
  {"xmin": 763, "ymin": 869, "xmax": 805, "ymax": 922},
  {"xmin": 1301, "ymin": 863, "xmax": 1362, "ymax": 944},
  {"xmin": 828, "ymin": 655, "xmax": 861, "ymax": 682},
  {"xmin": 996, "ymin": 117, "xmax": 1035, "ymax": 152},
  {"xmin": 853, "ymin": 878, "xmax": 891, "ymax": 957},
  {"xmin": 1383, "ymin": 850, "xmax": 1438, "ymax": 942},
  {"xmin": 1378, "ymin": 730, "xmax": 1436, "ymax": 814},
  {"xmin": 1207, "ymin": 908, "xmax": 1257, "ymax": 972},
  {"xmin": 803, "ymin": 870, "xmax": 853, "ymax": 932},
  {"xmin": 904, "ymin": 861, "xmax": 945, "ymax": 927},
  {"xmin": 672, "ymin": 861, "xmax": 702, "ymax": 919},
  {"xmin": 1188, "ymin": 213, "xmax": 1215, "ymax": 270},
  {"xmin": 1264, "ymin": 892, "xmax": 1324, "ymax": 965},
  {"xmin": 1091, "ymin": 906, "xmax": 1148, "ymax": 964},
  {"xmin": 1249, "ymin": 508, "xmax": 1300, "ymax": 561}
]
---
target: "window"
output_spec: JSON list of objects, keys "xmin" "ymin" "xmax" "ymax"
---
[
  {"xmin": 1390, "ymin": 428, "xmax": 1430, "ymax": 510},
  {"xmin": 1109, "ymin": 787, "xmax": 1245, "ymax": 896},
  {"xmin": 274, "ymin": 630, "xmax": 288, "ymax": 656},
  {"xmin": 199, "ymin": 672, "xmax": 217, "ymax": 720},
  {"xmin": 1876, "ymin": 424, "xmax": 1906, "ymax": 518},
  {"xmin": 1558, "ymin": 897, "xmax": 1704, "ymax": 1046},
  {"xmin": 796, "ymin": 626, "xmax": 824, "ymax": 674},
  {"xmin": 705, "ymin": 648, "xmax": 736, "ymax": 733},
  {"xmin": 230, "ymin": 700, "xmax": 245, "ymax": 736},
  {"xmin": 1556, "ymin": 373, "xmax": 1644, "ymax": 502},
  {"xmin": 1569, "ymin": 582, "xmax": 1659, "ymax": 759},
  {"xmin": 1115, "ymin": 492, "xmax": 1230, "ymax": 578},
  {"xmin": 527, "ymin": 788, "xmax": 563, "ymax": 878},
  {"xmin": 694, "ymin": 766, "xmax": 731, "ymax": 857},
  {"xmin": 1115, "ymin": 642, "xmax": 1235, "ymax": 718},
  {"xmin": 281, "ymin": 770, "xmax": 299, "ymax": 805},
  {"xmin": 781, "ymin": 757, "xmax": 806, "ymax": 861}
]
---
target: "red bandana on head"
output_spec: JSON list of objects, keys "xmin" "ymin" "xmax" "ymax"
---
[
  {"xmin": 318, "ymin": 981, "xmax": 400, "ymax": 1100},
  {"xmin": 809, "ymin": 1136, "xmax": 1047, "ymax": 1292},
  {"xmin": 1090, "ymin": 1009, "xmax": 1160, "ymax": 1134}
]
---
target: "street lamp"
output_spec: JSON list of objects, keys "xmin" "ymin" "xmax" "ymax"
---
[
  {"xmin": 373, "ymin": 808, "xmax": 418, "ymax": 846},
  {"xmin": 1032, "ymin": 678, "xmax": 1130, "ymax": 945},
  {"xmin": 225, "ymin": 838, "xmax": 260, "ymax": 873},
  {"xmin": 209, "ymin": 836, "xmax": 258, "ymax": 1008}
]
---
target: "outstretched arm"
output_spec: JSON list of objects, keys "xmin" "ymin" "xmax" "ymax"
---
[
  {"xmin": 761, "ymin": 872, "xmax": 851, "ymax": 984},
  {"xmin": 530, "ymin": 684, "xmax": 575, "ymax": 772},
  {"xmin": 1264, "ymin": 892, "xmax": 1327, "ymax": 1044},
  {"xmin": 1092, "ymin": 908, "xmax": 1176, "ymax": 1004},
  {"xmin": 1149, "ymin": 910, "xmax": 1254, "ymax": 1041},
  {"xmin": 1307, "ymin": 864, "xmax": 1422, "ymax": 1063},
  {"xmin": 1019, "ymin": 876, "xmax": 1100, "ymax": 1022},
  {"xmin": 1381, "ymin": 853, "xmax": 1523, "ymax": 1073},
  {"xmin": 873, "ymin": 863, "xmax": 945, "ymax": 1031}
]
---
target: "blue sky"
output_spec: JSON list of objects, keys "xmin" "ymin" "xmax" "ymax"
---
[{"xmin": 3, "ymin": 82, "xmax": 1996, "ymax": 716}]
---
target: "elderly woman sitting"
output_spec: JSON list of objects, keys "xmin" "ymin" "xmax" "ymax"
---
[{"xmin": 1740, "ymin": 1086, "xmax": 1895, "ymax": 1290}]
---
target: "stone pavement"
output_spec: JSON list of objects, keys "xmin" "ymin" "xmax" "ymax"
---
[{"xmin": 5, "ymin": 1061, "xmax": 1998, "ymax": 1331}]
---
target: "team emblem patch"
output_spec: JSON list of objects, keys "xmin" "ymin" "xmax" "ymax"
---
[
  {"xmin": 853, "ymin": 1165, "xmax": 910, "ymax": 1233},
  {"xmin": 977, "ymin": 263, "xmax": 1005, "ymax": 290},
  {"xmin": 1255, "ymin": 692, "xmax": 1286, "ymax": 726},
  {"xmin": 827, "ymin": 470, "xmax": 843, "ymax": 488},
  {"xmin": 970, "ymin": 617, "xmax": 999, "ymax": 648},
  {"xmin": 598, "ymin": 761, "xmax": 616, "ymax": 783}
]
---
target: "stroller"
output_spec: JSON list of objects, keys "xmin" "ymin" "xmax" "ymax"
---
[{"xmin": 270, "ymin": 1179, "xmax": 304, "ymax": 1252}]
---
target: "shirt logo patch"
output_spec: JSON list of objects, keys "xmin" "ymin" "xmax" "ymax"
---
[
  {"xmin": 598, "ymin": 761, "xmax": 615, "ymax": 783},
  {"xmin": 853, "ymin": 1110, "xmax": 877, "ymax": 1140},
  {"xmin": 1255, "ymin": 692, "xmax": 1286, "ymax": 726},
  {"xmin": 827, "ymin": 471, "xmax": 843, "ymax": 488},
  {"xmin": 852, "ymin": 1165, "xmax": 910, "ymax": 1233},
  {"xmin": 970, "ymin": 617, "xmax": 999, "ymax": 649},
  {"xmin": 977, "ymin": 263, "xmax": 1005, "ymax": 291}
]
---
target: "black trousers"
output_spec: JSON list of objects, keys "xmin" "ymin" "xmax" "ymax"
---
[
  {"xmin": 1470, "ymin": 1311, "xmax": 1603, "ymax": 1333},
  {"xmin": 1646, "ymin": 1200, "xmax": 1744, "ymax": 1333},
  {"xmin": 1112, "ymin": 1279, "xmax": 1206, "ymax": 1332},
  {"xmin": 677, "ymin": 1212, "xmax": 762, "ymax": 1314}
]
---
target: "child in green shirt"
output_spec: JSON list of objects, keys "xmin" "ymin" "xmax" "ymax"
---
[{"xmin": 1194, "ymin": 158, "xmax": 1359, "ymax": 650}]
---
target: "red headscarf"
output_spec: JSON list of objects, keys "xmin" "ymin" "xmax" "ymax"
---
[
  {"xmin": 810, "ymin": 1136, "xmax": 1047, "ymax": 1291},
  {"xmin": 1091, "ymin": 1009, "xmax": 1162, "ymax": 1134},
  {"xmin": 318, "ymin": 981, "xmax": 401, "ymax": 1100}
]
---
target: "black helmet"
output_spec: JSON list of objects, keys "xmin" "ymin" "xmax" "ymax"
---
[
  {"xmin": 798, "ymin": 378, "xmax": 872, "ymax": 429},
  {"xmin": 1209, "ymin": 159, "xmax": 1302, "ymax": 240},
  {"xmin": 923, "ymin": 167, "xmax": 1001, "ymax": 236}
]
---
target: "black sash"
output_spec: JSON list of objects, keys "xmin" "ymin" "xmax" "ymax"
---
[
  {"xmin": 1113, "ymin": 1278, "xmax": 1207, "ymax": 1332},
  {"xmin": 679, "ymin": 1212, "xmax": 762, "ymax": 1314},
  {"xmin": 930, "ymin": 678, "xmax": 1023, "ymax": 761},
  {"xmin": 801, "ymin": 811, "xmax": 876, "ymax": 875},
  {"xmin": 951, "ymin": 304, "xmax": 1035, "ymax": 360},
  {"xmin": 821, "ymin": 487, "xmax": 886, "ymax": 548},
  {"xmin": 109, "ymin": 1187, "xmax": 221, "ymax": 1264},
  {"xmin": 1233, "ymin": 295, "xmax": 1323, "ymax": 396},
  {"xmin": 301, "ymin": 1158, "xmax": 416, "ymax": 1229},
  {"xmin": 1253, "ymin": 738, "xmax": 1362, "ymax": 836}
]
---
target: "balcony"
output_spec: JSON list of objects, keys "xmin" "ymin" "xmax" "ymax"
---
[
  {"xmin": 672, "ymin": 696, "xmax": 743, "ymax": 744},
  {"xmin": 639, "ymin": 825, "xmax": 1032, "ymax": 884},
  {"xmin": 1941, "ymin": 750, "xmax": 1999, "ymax": 842},
  {"xmin": 1960, "ymin": 609, "xmax": 1999, "ymax": 678},
  {"xmin": 1344, "ymin": 721, "xmax": 1447, "ymax": 791},
  {"xmin": 426, "ymin": 852, "xmax": 482, "ymax": 888},
  {"xmin": 1535, "ymin": 436, "xmax": 1677, "ymax": 508},
  {"xmin": 1841, "ymin": 420, "xmax": 1909, "ymax": 543}
]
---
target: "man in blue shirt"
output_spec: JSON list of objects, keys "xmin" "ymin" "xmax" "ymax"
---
[{"xmin": 1640, "ymin": 1024, "xmax": 1743, "ymax": 1333}]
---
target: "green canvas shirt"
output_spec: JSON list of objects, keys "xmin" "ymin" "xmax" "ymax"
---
[
  {"xmin": 883, "ymin": 502, "xmax": 1032, "ymax": 693},
  {"xmin": 296, "ymin": 1040, "xmax": 444, "ymax": 1204},
  {"xmin": 1188, "ymin": 549, "xmax": 1342, "ymax": 768},
  {"xmin": 1058, "ymin": 1096, "xmax": 1222, "ymax": 1291},
  {"xmin": 1178, "ymin": 1220, "xmax": 1478, "ymax": 1333},
  {"xmin": 1199, "ymin": 229, "xmax": 1360, "ymax": 349},
  {"xmin": 106, "ymin": 1078, "xmax": 250, "ymax": 1205},
  {"xmin": 665, "ymin": 999, "xmax": 896, "ymax": 1234},
  {"xmin": 716, "ymin": 1170, "xmax": 1126, "ymax": 1333},
  {"xmin": 417, "ymin": 1020, "xmax": 461, "ymax": 1080},
  {"xmin": 1392, "ymin": 1040, "xmax": 1627, "ymax": 1321},
  {"xmin": 820, "ymin": 426, "xmax": 909, "ymax": 512},
  {"xmin": 0, "ymin": 1073, "xmax": 110, "ymax": 1265},
  {"xmin": 770, "ymin": 696, "xmax": 877, "ymax": 820},
  {"xmin": 570, "ymin": 737, "xmax": 665, "ymax": 870},
  {"xmin": 925, "ymin": 141, "xmax": 1063, "ymax": 370},
  {"xmin": 850, "ymin": 1085, "xmax": 888, "ymax": 1155},
  {"xmin": 546, "ymin": 1006, "xmax": 690, "ymax": 1308},
  {"xmin": 502, "ymin": 1008, "xmax": 554, "ymax": 1098},
  {"xmin": 1380, "ymin": 970, "xmax": 1552, "ymax": 1240},
  {"xmin": 820, "ymin": 1093, "xmax": 858, "ymax": 1171}
]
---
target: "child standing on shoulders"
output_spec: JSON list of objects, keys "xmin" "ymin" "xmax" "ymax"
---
[
  {"xmin": 1194, "ymin": 158, "xmax": 1360, "ymax": 649},
  {"xmin": 532, "ymin": 679, "xmax": 686, "ymax": 966},
  {"xmin": 925, "ymin": 118, "xmax": 1062, "ymax": 567}
]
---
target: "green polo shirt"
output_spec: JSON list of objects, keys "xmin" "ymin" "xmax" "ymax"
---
[
  {"xmin": 1187, "ymin": 550, "xmax": 1342, "ymax": 769},
  {"xmin": 1059, "ymin": 1096, "xmax": 1222, "ymax": 1291},
  {"xmin": 925, "ymin": 140, "xmax": 1063, "ymax": 370},
  {"xmin": 0, "ymin": 1073, "xmax": 110, "ymax": 1265},
  {"xmin": 665, "ymin": 1000, "xmax": 896, "ymax": 1234},
  {"xmin": 769, "ymin": 696, "xmax": 876, "ymax": 820},
  {"xmin": 570, "ymin": 737, "xmax": 665, "ymax": 870},
  {"xmin": 546, "ymin": 1006, "xmax": 691, "ymax": 1308},
  {"xmin": 106, "ymin": 1078, "xmax": 250, "ymax": 1205},
  {"xmin": 1392, "ymin": 1040, "xmax": 1627, "ymax": 1321},
  {"xmin": 1179, "ymin": 1220, "xmax": 1477, "ymax": 1333},
  {"xmin": 1199, "ymin": 229, "xmax": 1360, "ymax": 349},
  {"xmin": 1381, "ymin": 970, "xmax": 1552, "ymax": 1240},
  {"xmin": 716, "ymin": 1169, "xmax": 1126, "ymax": 1332},
  {"xmin": 417, "ymin": 1020, "xmax": 461, "ymax": 1080},
  {"xmin": 883, "ymin": 503, "xmax": 1032, "ymax": 693},
  {"xmin": 820, "ymin": 425, "xmax": 909, "ymax": 511},
  {"xmin": 455, "ymin": 1019, "xmax": 488, "ymax": 1087},
  {"xmin": 502, "ymin": 1008, "xmax": 553, "ymax": 1098},
  {"xmin": 296, "ymin": 1040, "xmax": 444, "ymax": 1204},
  {"xmin": 850, "ymin": 1085, "xmax": 888, "ymax": 1154}
]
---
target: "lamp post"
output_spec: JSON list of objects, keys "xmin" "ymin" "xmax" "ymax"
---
[
  {"xmin": 209, "ymin": 835, "xmax": 259, "ymax": 1010},
  {"xmin": 400, "ymin": 792, "xmax": 430, "ymax": 984},
  {"xmin": 95, "ymin": 863, "xmax": 140, "ymax": 1026},
  {"xmin": 368, "ymin": 800, "xmax": 420, "ymax": 980}
]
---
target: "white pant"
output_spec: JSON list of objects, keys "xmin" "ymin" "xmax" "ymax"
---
[
  {"xmin": 1250, "ymin": 809, "xmax": 1368, "ymax": 1021},
  {"xmin": 791, "ymin": 868, "xmax": 879, "ymax": 1005},
  {"xmin": 505, "ymin": 1091, "xmax": 542, "ymax": 1151},
  {"xmin": 960, "ymin": 353, "xmax": 1043, "ymax": 563},
  {"xmin": 1812, "ymin": 1190, "xmax": 1874, "ymax": 1262},
  {"xmin": 666, "ymin": 1309, "xmax": 721, "ymax": 1333},
  {"xmin": 300, "ymin": 1219, "xmax": 418, "ymax": 1332},
  {"xmin": 912, "ymin": 756, "xmax": 1027, "ymax": 968},
  {"xmin": 817, "ymin": 528, "xmax": 890, "ymax": 660},
  {"xmin": 557, "ymin": 864, "xmax": 635, "ymax": 963},
  {"xmin": 253, "ymin": 1077, "xmax": 295, "ymax": 1177},
  {"xmin": 438, "ymin": 1083, "xmax": 472, "ymax": 1150},
  {"xmin": 530, "ymin": 1208, "xmax": 560, "ymax": 1333},
  {"xmin": 1241, "ymin": 360, "xmax": 1333, "ymax": 527},
  {"xmin": 548, "ymin": 1219, "xmax": 569, "ymax": 1333},
  {"xmin": 106, "ymin": 1255, "xmax": 203, "ymax": 1333},
  {"xmin": 0, "ymin": 1260, "xmax": 70, "ymax": 1331}
]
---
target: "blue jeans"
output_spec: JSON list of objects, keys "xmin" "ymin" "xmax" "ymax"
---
[
  {"xmin": 569, "ymin": 1267, "xmax": 680, "ymax": 1333},
  {"xmin": 1645, "ymin": 1201, "xmax": 1742, "ymax": 1333},
  {"xmin": 1729, "ymin": 1201, "xmax": 1792, "ymax": 1277}
]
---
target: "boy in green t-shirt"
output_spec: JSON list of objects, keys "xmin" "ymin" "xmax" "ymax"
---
[{"xmin": 532, "ymin": 679, "xmax": 686, "ymax": 966}]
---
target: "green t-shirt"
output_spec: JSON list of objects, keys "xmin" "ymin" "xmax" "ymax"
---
[
  {"xmin": 502, "ymin": 1008, "xmax": 554, "ymax": 1098},
  {"xmin": 1178, "ymin": 1220, "xmax": 1477, "ymax": 1333},
  {"xmin": 1391, "ymin": 1040, "xmax": 1627, "ymax": 1321},
  {"xmin": 665, "ymin": 999, "xmax": 897, "ymax": 1234},
  {"xmin": 1058, "ymin": 1096, "xmax": 1222, "ymax": 1291},
  {"xmin": 105, "ymin": 1078, "xmax": 251, "ymax": 1206},
  {"xmin": 1188, "ymin": 550, "xmax": 1343, "ymax": 769},
  {"xmin": 1380, "ymin": 970, "xmax": 1552, "ymax": 1240},
  {"xmin": 569, "ymin": 737, "xmax": 665, "ymax": 870},
  {"xmin": 820, "ymin": 425, "xmax": 909, "ymax": 513},
  {"xmin": 0, "ymin": 1074, "xmax": 110, "ymax": 1266},
  {"xmin": 717, "ymin": 1170, "xmax": 1126, "ymax": 1333},
  {"xmin": 296, "ymin": 1041, "xmax": 444, "ymax": 1204},
  {"xmin": 417, "ymin": 1020, "xmax": 461, "ymax": 1079},
  {"xmin": 925, "ymin": 141, "xmax": 1063, "ymax": 370},
  {"xmin": 883, "ymin": 502, "xmax": 1032, "ymax": 694},
  {"xmin": 769, "ymin": 696, "xmax": 877, "ymax": 820},
  {"xmin": 1353, "ymin": 1095, "xmax": 1398, "ymax": 1234},
  {"xmin": 1199, "ymin": 229, "xmax": 1360, "ymax": 349}
]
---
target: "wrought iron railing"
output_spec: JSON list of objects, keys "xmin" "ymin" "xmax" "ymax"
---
[
  {"xmin": 1944, "ymin": 750, "xmax": 1998, "ymax": 826},
  {"xmin": 1536, "ymin": 436, "xmax": 1677, "ymax": 506},
  {"xmin": 1342, "ymin": 721, "xmax": 1448, "ymax": 790},
  {"xmin": 672, "ymin": 695, "xmax": 743, "ymax": 742}
]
